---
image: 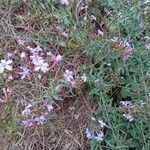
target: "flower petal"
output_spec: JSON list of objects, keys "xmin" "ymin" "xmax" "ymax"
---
[
  {"xmin": 0, "ymin": 66, "xmax": 4, "ymax": 74},
  {"xmin": 35, "ymin": 66, "xmax": 40, "ymax": 71},
  {"xmin": 7, "ymin": 60, "xmax": 12, "ymax": 64},
  {"xmin": 6, "ymin": 65, "xmax": 12, "ymax": 71}
]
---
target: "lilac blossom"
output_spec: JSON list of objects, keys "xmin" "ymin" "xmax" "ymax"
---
[
  {"xmin": 120, "ymin": 101, "xmax": 134, "ymax": 122},
  {"xmin": 34, "ymin": 115, "xmax": 46, "ymax": 125},
  {"xmin": 70, "ymin": 80, "xmax": 76, "ymax": 86},
  {"xmin": 62, "ymin": 32, "xmax": 68, "ymax": 38},
  {"xmin": 146, "ymin": 43, "xmax": 150, "ymax": 50},
  {"xmin": 30, "ymin": 53, "xmax": 43, "ymax": 64},
  {"xmin": 81, "ymin": 74, "xmax": 87, "ymax": 82},
  {"xmin": 85, "ymin": 128, "xmax": 93, "ymax": 140},
  {"xmin": 0, "ymin": 59, "xmax": 12, "ymax": 74},
  {"xmin": 5, "ymin": 52, "xmax": 13, "ymax": 59},
  {"xmin": 94, "ymin": 131, "xmax": 104, "ymax": 141},
  {"xmin": 47, "ymin": 52, "xmax": 56, "ymax": 60},
  {"xmin": 91, "ymin": 117, "xmax": 96, "ymax": 121},
  {"xmin": 64, "ymin": 70, "xmax": 74, "ymax": 82},
  {"xmin": 144, "ymin": 36, "xmax": 150, "ymax": 40},
  {"xmin": 98, "ymin": 120, "xmax": 106, "ymax": 128},
  {"xmin": 54, "ymin": 55, "xmax": 63, "ymax": 62},
  {"xmin": 27, "ymin": 45, "xmax": 43, "ymax": 53},
  {"xmin": 144, "ymin": 0, "xmax": 149, "ymax": 4},
  {"xmin": 97, "ymin": 30, "xmax": 104, "ymax": 36},
  {"xmin": 16, "ymin": 36, "xmax": 25, "ymax": 45},
  {"xmin": 20, "ymin": 52, "xmax": 26, "ymax": 58},
  {"xmin": 8, "ymin": 75, "xmax": 14, "ymax": 81},
  {"xmin": 22, "ymin": 104, "xmax": 32, "ymax": 116},
  {"xmin": 51, "ymin": 55, "xmax": 63, "ymax": 69},
  {"xmin": 123, "ymin": 113, "xmax": 134, "ymax": 122},
  {"xmin": 19, "ymin": 67, "xmax": 30, "ymax": 79},
  {"xmin": 46, "ymin": 104, "xmax": 53, "ymax": 112},
  {"xmin": 22, "ymin": 119, "xmax": 33, "ymax": 127},
  {"xmin": 33, "ymin": 59, "xmax": 49, "ymax": 73},
  {"xmin": 120, "ymin": 101, "xmax": 132, "ymax": 107},
  {"xmin": 91, "ymin": 15, "xmax": 97, "ymax": 21},
  {"xmin": 144, "ymin": 6, "xmax": 149, "ymax": 15},
  {"xmin": 85, "ymin": 128, "xmax": 104, "ymax": 142},
  {"xmin": 140, "ymin": 100, "xmax": 146, "ymax": 108},
  {"xmin": 59, "ymin": 0, "xmax": 70, "ymax": 5}
]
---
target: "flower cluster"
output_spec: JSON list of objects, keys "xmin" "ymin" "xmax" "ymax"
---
[
  {"xmin": 64, "ymin": 70, "xmax": 87, "ymax": 86},
  {"xmin": 111, "ymin": 37, "xmax": 133, "ymax": 61},
  {"xmin": 22, "ymin": 103, "xmax": 53, "ymax": 127},
  {"xmin": 120, "ymin": 101, "xmax": 141, "ymax": 122},
  {"xmin": 0, "ymin": 45, "xmax": 63, "ymax": 81},
  {"xmin": 85, "ymin": 117, "xmax": 107, "ymax": 142}
]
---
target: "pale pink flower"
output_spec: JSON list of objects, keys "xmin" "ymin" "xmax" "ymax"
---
[
  {"xmin": 97, "ymin": 30, "xmax": 104, "ymax": 36},
  {"xmin": 16, "ymin": 36, "xmax": 25, "ymax": 45},
  {"xmin": 51, "ymin": 54, "xmax": 63, "ymax": 69},
  {"xmin": 46, "ymin": 104, "xmax": 53, "ymax": 112},
  {"xmin": 144, "ymin": 0, "xmax": 149, "ymax": 4},
  {"xmin": 33, "ymin": 45, "xmax": 43, "ymax": 52},
  {"xmin": 98, "ymin": 120, "xmax": 106, "ymax": 128},
  {"xmin": 5, "ymin": 52, "xmax": 13, "ymax": 59},
  {"xmin": 20, "ymin": 52, "xmax": 26, "ymax": 58},
  {"xmin": 34, "ymin": 115, "xmax": 46, "ymax": 125},
  {"xmin": 146, "ymin": 43, "xmax": 150, "ymax": 50},
  {"xmin": 81, "ymin": 74, "xmax": 87, "ymax": 82},
  {"xmin": 22, "ymin": 104, "xmax": 32, "ymax": 116},
  {"xmin": 83, "ymin": 16, "xmax": 87, "ymax": 20},
  {"xmin": 111, "ymin": 37, "xmax": 119, "ymax": 42},
  {"xmin": 64, "ymin": 70, "xmax": 73, "ymax": 82},
  {"xmin": 37, "ymin": 74, "xmax": 42, "ymax": 80},
  {"xmin": 144, "ymin": 36, "xmax": 150, "ymax": 40},
  {"xmin": 19, "ymin": 67, "xmax": 30, "ymax": 79},
  {"xmin": 47, "ymin": 52, "xmax": 53, "ymax": 56},
  {"xmin": 0, "ymin": 98, "xmax": 4, "ymax": 104},
  {"xmin": 47, "ymin": 52, "xmax": 56, "ymax": 60},
  {"xmin": 91, "ymin": 117, "xmax": 96, "ymax": 121},
  {"xmin": 104, "ymin": 62, "xmax": 111, "ymax": 67},
  {"xmin": 94, "ymin": 131, "xmax": 104, "ymax": 141},
  {"xmin": 70, "ymin": 80, "xmax": 76, "ymax": 86},
  {"xmin": 80, "ymin": 5, "xmax": 88, "ymax": 10},
  {"xmin": 85, "ymin": 128, "xmax": 104, "ymax": 142},
  {"xmin": 8, "ymin": 75, "xmax": 13, "ymax": 81},
  {"xmin": 144, "ymin": 6, "xmax": 149, "ymax": 15},
  {"xmin": 30, "ymin": 53, "xmax": 43, "ymax": 63},
  {"xmin": 123, "ymin": 113, "xmax": 134, "ymax": 122},
  {"xmin": 91, "ymin": 15, "xmax": 96, "ymax": 21},
  {"xmin": 62, "ymin": 32, "xmax": 68, "ymax": 37},
  {"xmin": 59, "ymin": 0, "xmax": 70, "ymax": 5},
  {"xmin": 22, "ymin": 119, "xmax": 33, "ymax": 127},
  {"xmin": 85, "ymin": 128, "xmax": 93, "ymax": 140},
  {"xmin": 0, "ymin": 59, "xmax": 12, "ymax": 74},
  {"xmin": 54, "ymin": 55, "xmax": 63, "ymax": 62},
  {"xmin": 146, "ymin": 72, "xmax": 150, "ymax": 77},
  {"xmin": 6, "ymin": 88, "xmax": 11, "ymax": 93},
  {"xmin": 33, "ymin": 59, "xmax": 49, "ymax": 73},
  {"xmin": 27, "ymin": 45, "xmax": 43, "ymax": 53}
]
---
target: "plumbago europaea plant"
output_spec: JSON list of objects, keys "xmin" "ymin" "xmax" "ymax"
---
[
  {"xmin": 0, "ymin": 39, "xmax": 87, "ymax": 126},
  {"xmin": 80, "ymin": 0, "xmax": 150, "ymax": 149}
]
